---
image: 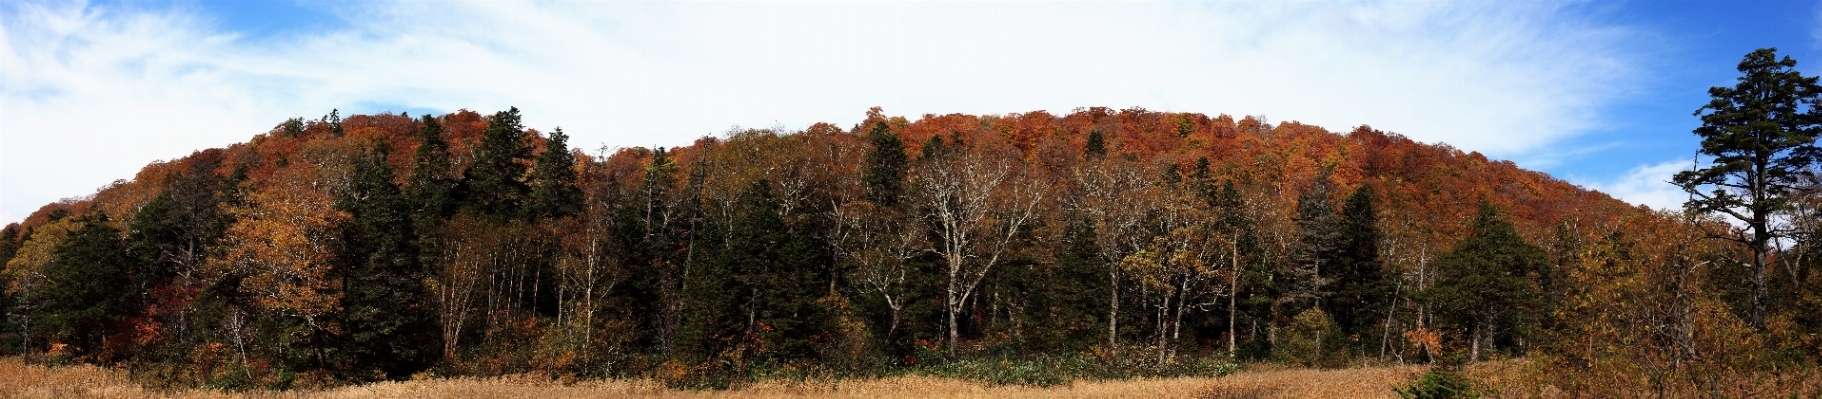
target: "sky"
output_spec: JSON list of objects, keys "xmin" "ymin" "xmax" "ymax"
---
[{"xmin": 2, "ymin": 0, "xmax": 1820, "ymax": 225}]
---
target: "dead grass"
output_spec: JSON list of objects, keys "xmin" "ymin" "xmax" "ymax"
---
[
  {"xmin": 0, "ymin": 357, "xmax": 236, "ymax": 399},
  {"xmin": 0, "ymin": 357, "xmax": 1426, "ymax": 399},
  {"xmin": 1194, "ymin": 363, "xmax": 1425, "ymax": 399}
]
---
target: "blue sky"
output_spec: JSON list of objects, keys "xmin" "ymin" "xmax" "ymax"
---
[{"xmin": 3, "ymin": 0, "xmax": 1820, "ymax": 224}]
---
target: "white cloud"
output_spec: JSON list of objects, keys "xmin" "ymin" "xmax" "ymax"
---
[
  {"xmin": 1, "ymin": 1, "xmax": 1643, "ymax": 223},
  {"xmin": 1578, "ymin": 160, "xmax": 1692, "ymax": 212},
  {"xmin": 1814, "ymin": 4, "xmax": 1822, "ymax": 47}
]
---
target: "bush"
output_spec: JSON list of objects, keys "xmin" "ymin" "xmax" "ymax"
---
[
  {"xmin": 1280, "ymin": 308, "xmax": 1343, "ymax": 367},
  {"xmin": 1394, "ymin": 367, "xmax": 1476, "ymax": 399}
]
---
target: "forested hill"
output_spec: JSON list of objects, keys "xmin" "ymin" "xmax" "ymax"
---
[
  {"xmin": 0, "ymin": 106, "xmax": 1651, "ymax": 385},
  {"xmin": 13, "ymin": 107, "xmax": 1638, "ymax": 245}
]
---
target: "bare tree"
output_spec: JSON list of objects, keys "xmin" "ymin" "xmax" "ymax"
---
[
  {"xmin": 1068, "ymin": 156, "xmax": 1157, "ymax": 350},
  {"xmin": 914, "ymin": 144, "xmax": 1051, "ymax": 356}
]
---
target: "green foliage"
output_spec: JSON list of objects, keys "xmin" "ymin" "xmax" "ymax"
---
[
  {"xmin": 1330, "ymin": 185, "xmax": 1389, "ymax": 335},
  {"xmin": 1023, "ymin": 218, "xmax": 1107, "ymax": 351},
  {"xmin": 462, "ymin": 107, "xmax": 533, "ymax": 220},
  {"xmin": 335, "ymin": 141, "xmax": 432, "ymax": 379},
  {"xmin": 920, "ymin": 135, "xmax": 946, "ymax": 161},
  {"xmin": 1084, "ymin": 130, "xmax": 1106, "ymax": 159},
  {"xmin": 1426, "ymin": 203, "xmax": 1548, "ymax": 360},
  {"xmin": 1279, "ymin": 308, "xmax": 1342, "ymax": 367},
  {"xmin": 527, "ymin": 127, "xmax": 583, "ymax": 219},
  {"xmin": 1673, "ymin": 48, "xmax": 1822, "ymax": 330},
  {"xmin": 1290, "ymin": 172, "xmax": 1340, "ymax": 313},
  {"xmin": 861, "ymin": 122, "xmax": 909, "ymax": 208},
  {"xmin": 279, "ymin": 117, "xmax": 305, "ymax": 138},
  {"xmin": 725, "ymin": 178, "xmax": 829, "ymax": 361},
  {"xmin": 1394, "ymin": 367, "xmax": 1477, "ymax": 399},
  {"xmin": 1674, "ymin": 48, "xmax": 1822, "ymax": 219},
  {"xmin": 39, "ymin": 213, "xmax": 140, "ymax": 357},
  {"xmin": 407, "ymin": 115, "xmax": 457, "ymax": 269},
  {"xmin": 325, "ymin": 109, "xmax": 343, "ymax": 137}
]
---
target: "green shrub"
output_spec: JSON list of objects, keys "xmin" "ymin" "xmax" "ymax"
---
[{"xmin": 1394, "ymin": 367, "xmax": 1476, "ymax": 399}]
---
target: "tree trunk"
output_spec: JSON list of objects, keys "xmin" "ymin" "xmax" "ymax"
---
[
  {"xmin": 1109, "ymin": 265, "xmax": 1120, "ymax": 351},
  {"xmin": 888, "ymin": 304, "xmax": 903, "ymax": 344},
  {"xmin": 1157, "ymin": 282, "xmax": 1171, "ymax": 364},
  {"xmin": 1228, "ymin": 241, "xmax": 1239, "ymax": 357},
  {"xmin": 1751, "ymin": 243, "xmax": 1768, "ymax": 329},
  {"xmin": 1381, "ymin": 276, "xmax": 1401, "ymax": 362},
  {"xmin": 948, "ymin": 256, "xmax": 962, "ymax": 357},
  {"xmin": 1470, "ymin": 320, "xmax": 1483, "ymax": 362}
]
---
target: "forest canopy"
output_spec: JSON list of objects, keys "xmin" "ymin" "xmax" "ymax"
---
[{"xmin": 1, "ymin": 86, "xmax": 1818, "ymax": 394}]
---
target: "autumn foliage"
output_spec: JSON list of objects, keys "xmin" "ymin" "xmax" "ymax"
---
[{"xmin": 0, "ymin": 105, "xmax": 1815, "ymax": 396}]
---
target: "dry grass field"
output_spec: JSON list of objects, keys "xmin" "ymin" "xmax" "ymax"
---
[{"xmin": 0, "ymin": 357, "xmax": 1427, "ymax": 399}]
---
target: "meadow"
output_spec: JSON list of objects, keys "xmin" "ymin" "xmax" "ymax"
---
[{"xmin": 0, "ymin": 357, "xmax": 1424, "ymax": 399}]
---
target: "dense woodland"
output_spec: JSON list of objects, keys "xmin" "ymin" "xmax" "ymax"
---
[{"xmin": 2, "ymin": 50, "xmax": 1820, "ymax": 395}]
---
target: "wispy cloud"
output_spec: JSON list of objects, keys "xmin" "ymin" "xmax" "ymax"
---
[
  {"xmin": 1577, "ymin": 159, "xmax": 1692, "ymax": 212},
  {"xmin": 1814, "ymin": 3, "xmax": 1822, "ymax": 48},
  {"xmin": 1, "ymin": 1, "xmax": 1644, "ymax": 223}
]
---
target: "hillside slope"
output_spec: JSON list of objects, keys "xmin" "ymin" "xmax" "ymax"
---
[{"xmin": 0, "ymin": 106, "xmax": 1652, "ymax": 388}]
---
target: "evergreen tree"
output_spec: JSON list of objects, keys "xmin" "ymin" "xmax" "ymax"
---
[
  {"xmin": 462, "ymin": 107, "xmax": 533, "ymax": 219},
  {"xmin": 727, "ymin": 178, "xmax": 827, "ymax": 361},
  {"xmin": 407, "ymin": 115, "xmax": 457, "ymax": 269},
  {"xmin": 280, "ymin": 117, "xmax": 306, "ymax": 138},
  {"xmin": 921, "ymin": 135, "xmax": 947, "ymax": 161},
  {"xmin": 621, "ymin": 147, "xmax": 680, "ymax": 353},
  {"xmin": 39, "ymin": 214, "xmax": 139, "ymax": 356},
  {"xmin": 678, "ymin": 207, "xmax": 736, "ymax": 363},
  {"xmin": 1032, "ymin": 217, "xmax": 1107, "ymax": 350},
  {"xmin": 528, "ymin": 127, "xmax": 583, "ymax": 219},
  {"xmin": 0, "ymin": 224, "xmax": 18, "ymax": 354},
  {"xmin": 328, "ymin": 109, "xmax": 343, "ymax": 137},
  {"xmin": 1085, "ymin": 130, "xmax": 1107, "ymax": 160},
  {"xmin": 1671, "ymin": 48, "xmax": 1822, "ymax": 329},
  {"xmin": 862, "ymin": 122, "xmax": 909, "ymax": 208},
  {"xmin": 129, "ymin": 165, "xmax": 231, "ymax": 292},
  {"xmin": 1289, "ymin": 174, "xmax": 1340, "ymax": 313},
  {"xmin": 337, "ymin": 141, "xmax": 431, "ymax": 378},
  {"xmin": 1328, "ymin": 185, "xmax": 1388, "ymax": 338},
  {"xmin": 1426, "ymin": 203, "xmax": 1548, "ymax": 361}
]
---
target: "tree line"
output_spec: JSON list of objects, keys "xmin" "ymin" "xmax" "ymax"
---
[{"xmin": 0, "ymin": 49, "xmax": 1817, "ymax": 394}]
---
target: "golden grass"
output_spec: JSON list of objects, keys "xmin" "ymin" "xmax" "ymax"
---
[
  {"xmin": 0, "ymin": 357, "xmax": 1426, "ymax": 399},
  {"xmin": 1194, "ymin": 364, "xmax": 1425, "ymax": 399},
  {"xmin": 0, "ymin": 357, "xmax": 235, "ymax": 399}
]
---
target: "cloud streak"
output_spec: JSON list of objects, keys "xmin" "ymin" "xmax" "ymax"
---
[
  {"xmin": 1578, "ymin": 160, "xmax": 1692, "ymax": 212},
  {"xmin": 2, "ymin": 0, "xmax": 1645, "ymax": 223}
]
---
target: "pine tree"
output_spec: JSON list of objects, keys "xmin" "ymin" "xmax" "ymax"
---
[
  {"xmin": 1085, "ymin": 130, "xmax": 1107, "ymax": 160},
  {"xmin": 724, "ymin": 178, "xmax": 827, "ymax": 361},
  {"xmin": 39, "ymin": 214, "xmax": 139, "ymax": 356},
  {"xmin": 1328, "ymin": 185, "xmax": 1388, "ymax": 338},
  {"xmin": 280, "ymin": 117, "xmax": 306, "ymax": 138},
  {"xmin": 862, "ymin": 122, "xmax": 909, "ymax": 208},
  {"xmin": 337, "ymin": 141, "xmax": 431, "ymax": 378},
  {"xmin": 678, "ymin": 207, "xmax": 736, "ymax": 363},
  {"xmin": 326, "ymin": 109, "xmax": 344, "ymax": 137},
  {"xmin": 462, "ymin": 107, "xmax": 533, "ymax": 220},
  {"xmin": 1035, "ymin": 217, "xmax": 1107, "ymax": 350},
  {"xmin": 528, "ymin": 127, "xmax": 583, "ymax": 219},
  {"xmin": 408, "ymin": 115, "xmax": 457, "ymax": 269},
  {"xmin": 1426, "ymin": 203, "xmax": 1548, "ymax": 362},
  {"xmin": 921, "ymin": 135, "xmax": 947, "ymax": 161},
  {"xmin": 1289, "ymin": 174, "xmax": 1340, "ymax": 313},
  {"xmin": 1671, "ymin": 48, "xmax": 1822, "ymax": 329}
]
